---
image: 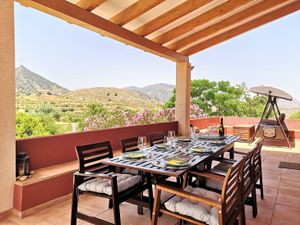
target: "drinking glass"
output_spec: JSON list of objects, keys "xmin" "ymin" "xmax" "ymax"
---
[
  {"xmin": 167, "ymin": 130, "xmax": 176, "ymax": 148},
  {"xmin": 208, "ymin": 124, "xmax": 218, "ymax": 136},
  {"xmin": 190, "ymin": 127, "xmax": 196, "ymax": 139},
  {"xmin": 168, "ymin": 130, "xmax": 175, "ymax": 141},
  {"xmin": 137, "ymin": 136, "xmax": 147, "ymax": 150}
]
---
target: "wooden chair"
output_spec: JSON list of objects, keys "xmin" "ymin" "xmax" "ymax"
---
[
  {"xmin": 71, "ymin": 141, "xmax": 153, "ymax": 225},
  {"xmin": 253, "ymin": 141, "xmax": 264, "ymax": 199},
  {"xmin": 120, "ymin": 136, "xmax": 146, "ymax": 215},
  {"xmin": 151, "ymin": 159, "xmax": 245, "ymax": 225},
  {"xmin": 121, "ymin": 136, "xmax": 139, "ymax": 153},
  {"xmin": 222, "ymin": 139, "xmax": 264, "ymax": 199},
  {"xmin": 148, "ymin": 131, "xmax": 165, "ymax": 146},
  {"xmin": 204, "ymin": 139, "xmax": 264, "ymax": 219},
  {"xmin": 202, "ymin": 149, "xmax": 257, "ymax": 224}
]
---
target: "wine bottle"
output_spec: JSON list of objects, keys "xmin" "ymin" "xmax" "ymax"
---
[{"xmin": 219, "ymin": 118, "xmax": 225, "ymax": 136}]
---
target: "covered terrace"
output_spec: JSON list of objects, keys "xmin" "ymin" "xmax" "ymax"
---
[{"xmin": 0, "ymin": 0, "xmax": 300, "ymax": 224}]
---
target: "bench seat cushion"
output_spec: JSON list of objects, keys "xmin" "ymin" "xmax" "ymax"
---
[
  {"xmin": 164, "ymin": 186, "xmax": 220, "ymax": 225},
  {"xmin": 78, "ymin": 173, "xmax": 141, "ymax": 195}
]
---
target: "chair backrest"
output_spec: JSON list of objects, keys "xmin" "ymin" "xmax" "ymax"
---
[
  {"xmin": 75, "ymin": 141, "xmax": 113, "ymax": 174},
  {"xmin": 241, "ymin": 148, "xmax": 255, "ymax": 201},
  {"xmin": 149, "ymin": 131, "xmax": 165, "ymax": 146},
  {"xmin": 253, "ymin": 139, "xmax": 264, "ymax": 182},
  {"xmin": 120, "ymin": 136, "xmax": 139, "ymax": 153},
  {"xmin": 221, "ymin": 158, "xmax": 244, "ymax": 225}
]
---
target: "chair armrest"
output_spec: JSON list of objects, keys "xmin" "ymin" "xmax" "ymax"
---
[
  {"xmin": 74, "ymin": 172, "xmax": 115, "ymax": 179},
  {"xmin": 156, "ymin": 184, "xmax": 221, "ymax": 209},
  {"xmin": 233, "ymin": 150, "xmax": 247, "ymax": 155},
  {"xmin": 214, "ymin": 157, "xmax": 236, "ymax": 164},
  {"xmin": 189, "ymin": 170, "xmax": 225, "ymax": 182}
]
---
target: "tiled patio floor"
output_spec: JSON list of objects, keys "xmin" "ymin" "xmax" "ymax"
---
[{"xmin": 1, "ymin": 143, "xmax": 300, "ymax": 225}]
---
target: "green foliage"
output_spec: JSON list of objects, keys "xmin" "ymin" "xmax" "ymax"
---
[
  {"xmin": 165, "ymin": 79, "xmax": 267, "ymax": 117},
  {"xmin": 289, "ymin": 110, "xmax": 300, "ymax": 119},
  {"xmin": 16, "ymin": 112, "xmax": 61, "ymax": 138},
  {"xmin": 35, "ymin": 102, "xmax": 56, "ymax": 114},
  {"xmin": 85, "ymin": 103, "xmax": 108, "ymax": 117}
]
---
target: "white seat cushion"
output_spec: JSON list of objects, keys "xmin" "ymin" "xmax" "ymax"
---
[
  {"xmin": 164, "ymin": 186, "xmax": 220, "ymax": 225},
  {"xmin": 78, "ymin": 173, "xmax": 141, "ymax": 195}
]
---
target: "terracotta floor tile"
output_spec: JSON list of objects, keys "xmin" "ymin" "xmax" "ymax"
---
[
  {"xmin": 246, "ymin": 219, "xmax": 269, "ymax": 225},
  {"xmin": 257, "ymin": 196, "xmax": 276, "ymax": 209},
  {"xmin": 246, "ymin": 205, "xmax": 273, "ymax": 224},
  {"xmin": 257, "ymin": 186, "xmax": 278, "ymax": 198},
  {"xmin": 271, "ymin": 217, "xmax": 297, "ymax": 225},
  {"xmin": 280, "ymin": 177, "xmax": 300, "ymax": 188},
  {"xmin": 276, "ymin": 186, "xmax": 300, "ymax": 209},
  {"xmin": 272, "ymin": 205, "xmax": 300, "ymax": 224},
  {"xmin": 263, "ymin": 174, "xmax": 281, "ymax": 188}
]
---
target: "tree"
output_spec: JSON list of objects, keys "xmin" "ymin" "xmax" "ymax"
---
[
  {"xmin": 165, "ymin": 79, "xmax": 266, "ymax": 117},
  {"xmin": 16, "ymin": 112, "xmax": 61, "ymax": 138}
]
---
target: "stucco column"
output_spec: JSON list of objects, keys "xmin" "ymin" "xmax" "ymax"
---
[
  {"xmin": 175, "ymin": 61, "xmax": 191, "ymax": 136},
  {"xmin": 0, "ymin": 0, "xmax": 16, "ymax": 213}
]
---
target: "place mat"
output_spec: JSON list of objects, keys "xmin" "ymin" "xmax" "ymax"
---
[{"xmin": 279, "ymin": 161, "xmax": 300, "ymax": 170}]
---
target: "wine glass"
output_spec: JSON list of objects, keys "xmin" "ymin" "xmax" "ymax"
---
[
  {"xmin": 208, "ymin": 124, "xmax": 218, "ymax": 136},
  {"xmin": 137, "ymin": 136, "xmax": 147, "ymax": 150},
  {"xmin": 167, "ymin": 130, "xmax": 176, "ymax": 148},
  {"xmin": 190, "ymin": 126, "xmax": 196, "ymax": 139}
]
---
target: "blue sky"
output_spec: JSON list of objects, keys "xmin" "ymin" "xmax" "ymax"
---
[{"xmin": 15, "ymin": 3, "xmax": 300, "ymax": 99}]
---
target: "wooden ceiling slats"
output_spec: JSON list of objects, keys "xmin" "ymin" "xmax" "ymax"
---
[
  {"xmin": 76, "ymin": 0, "xmax": 105, "ymax": 11},
  {"xmin": 133, "ymin": 0, "xmax": 212, "ymax": 36},
  {"xmin": 168, "ymin": 0, "xmax": 291, "ymax": 51},
  {"xmin": 109, "ymin": 0, "xmax": 165, "ymax": 26},
  {"xmin": 181, "ymin": 1, "xmax": 300, "ymax": 56},
  {"xmin": 151, "ymin": 0, "xmax": 253, "ymax": 45}
]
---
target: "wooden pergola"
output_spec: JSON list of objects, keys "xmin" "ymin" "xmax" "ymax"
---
[{"xmin": 0, "ymin": 0, "xmax": 299, "ymax": 213}]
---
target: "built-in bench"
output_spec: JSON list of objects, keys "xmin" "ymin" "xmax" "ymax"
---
[{"xmin": 14, "ymin": 160, "xmax": 78, "ymax": 217}]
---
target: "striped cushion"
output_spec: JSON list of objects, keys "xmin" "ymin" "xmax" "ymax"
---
[
  {"xmin": 78, "ymin": 173, "xmax": 141, "ymax": 195},
  {"xmin": 164, "ymin": 186, "xmax": 220, "ymax": 225}
]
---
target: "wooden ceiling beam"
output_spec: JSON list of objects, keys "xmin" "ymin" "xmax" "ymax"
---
[
  {"xmin": 16, "ymin": 0, "xmax": 188, "ymax": 62},
  {"xmin": 168, "ymin": 0, "xmax": 291, "ymax": 51},
  {"xmin": 151, "ymin": 0, "xmax": 252, "ymax": 44},
  {"xmin": 109, "ymin": 0, "xmax": 164, "ymax": 26},
  {"xmin": 181, "ymin": 1, "xmax": 300, "ymax": 56},
  {"xmin": 76, "ymin": 0, "xmax": 105, "ymax": 11},
  {"xmin": 133, "ymin": 0, "xmax": 212, "ymax": 36}
]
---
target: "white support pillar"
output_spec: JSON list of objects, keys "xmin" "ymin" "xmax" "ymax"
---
[
  {"xmin": 0, "ymin": 0, "xmax": 16, "ymax": 213},
  {"xmin": 175, "ymin": 61, "xmax": 191, "ymax": 136}
]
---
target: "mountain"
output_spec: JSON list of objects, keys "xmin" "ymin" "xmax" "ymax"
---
[
  {"xmin": 125, "ymin": 83, "xmax": 175, "ymax": 102},
  {"xmin": 16, "ymin": 65, "xmax": 69, "ymax": 95}
]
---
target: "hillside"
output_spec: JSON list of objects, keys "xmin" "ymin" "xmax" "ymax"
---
[
  {"xmin": 17, "ymin": 87, "xmax": 160, "ymax": 114},
  {"xmin": 278, "ymin": 98, "xmax": 300, "ymax": 116},
  {"xmin": 63, "ymin": 87, "xmax": 159, "ymax": 109},
  {"xmin": 125, "ymin": 83, "xmax": 174, "ymax": 102},
  {"xmin": 16, "ymin": 65, "xmax": 69, "ymax": 95}
]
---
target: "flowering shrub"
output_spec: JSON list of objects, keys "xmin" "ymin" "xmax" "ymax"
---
[{"xmin": 83, "ymin": 104, "xmax": 206, "ymax": 131}]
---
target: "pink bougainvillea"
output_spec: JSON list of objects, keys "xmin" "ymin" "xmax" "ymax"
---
[{"xmin": 83, "ymin": 104, "xmax": 206, "ymax": 131}]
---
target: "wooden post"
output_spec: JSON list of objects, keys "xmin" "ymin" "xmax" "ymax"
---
[
  {"xmin": 175, "ymin": 61, "xmax": 191, "ymax": 136},
  {"xmin": 0, "ymin": 0, "xmax": 16, "ymax": 213}
]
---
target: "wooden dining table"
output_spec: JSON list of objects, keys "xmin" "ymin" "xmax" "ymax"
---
[
  {"xmin": 101, "ymin": 135, "xmax": 240, "ymax": 217},
  {"xmin": 102, "ymin": 135, "xmax": 240, "ymax": 179}
]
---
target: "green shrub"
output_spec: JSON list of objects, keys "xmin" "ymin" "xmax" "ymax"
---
[{"xmin": 16, "ymin": 112, "xmax": 61, "ymax": 138}]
